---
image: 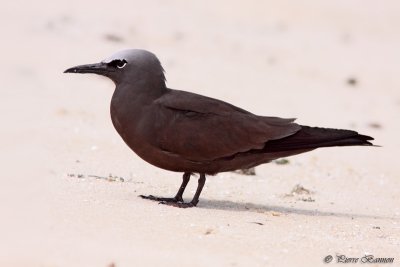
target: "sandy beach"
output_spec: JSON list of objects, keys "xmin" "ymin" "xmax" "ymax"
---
[{"xmin": 1, "ymin": 1, "xmax": 399, "ymax": 266}]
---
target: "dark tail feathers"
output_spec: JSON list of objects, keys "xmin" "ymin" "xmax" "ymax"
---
[{"xmin": 265, "ymin": 126, "xmax": 374, "ymax": 152}]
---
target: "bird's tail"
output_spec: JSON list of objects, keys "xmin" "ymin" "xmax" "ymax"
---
[{"xmin": 265, "ymin": 126, "xmax": 374, "ymax": 152}]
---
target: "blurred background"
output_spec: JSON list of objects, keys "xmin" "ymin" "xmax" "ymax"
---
[{"xmin": 1, "ymin": 1, "xmax": 399, "ymax": 266}]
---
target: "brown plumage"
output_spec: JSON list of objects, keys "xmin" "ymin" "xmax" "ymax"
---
[{"xmin": 65, "ymin": 49, "xmax": 373, "ymax": 208}]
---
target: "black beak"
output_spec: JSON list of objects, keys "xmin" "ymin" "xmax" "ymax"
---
[{"xmin": 64, "ymin": 62, "xmax": 111, "ymax": 75}]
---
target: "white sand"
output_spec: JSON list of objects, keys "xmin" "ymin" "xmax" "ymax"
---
[{"xmin": 1, "ymin": 1, "xmax": 399, "ymax": 266}]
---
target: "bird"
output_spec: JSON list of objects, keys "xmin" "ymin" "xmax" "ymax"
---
[{"xmin": 64, "ymin": 49, "xmax": 374, "ymax": 208}]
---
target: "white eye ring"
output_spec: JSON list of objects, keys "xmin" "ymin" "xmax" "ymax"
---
[{"xmin": 117, "ymin": 61, "xmax": 127, "ymax": 69}]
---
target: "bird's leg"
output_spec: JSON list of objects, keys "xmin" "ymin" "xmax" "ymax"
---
[
  {"xmin": 190, "ymin": 173, "xmax": 206, "ymax": 206},
  {"xmin": 162, "ymin": 173, "xmax": 206, "ymax": 208},
  {"xmin": 139, "ymin": 172, "xmax": 191, "ymax": 203},
  {"xmin": 173, "ymin": 172, "xmax": 191, "ymax": 201}
]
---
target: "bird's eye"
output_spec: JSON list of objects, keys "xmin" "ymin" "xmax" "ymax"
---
[{"xmin": 109, "ymin": 59, "xmax": 127, "ymax": 69}]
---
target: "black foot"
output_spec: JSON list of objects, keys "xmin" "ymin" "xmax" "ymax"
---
[
  {"xmin": 139, "ymin": 194, "xmax": 183, "ymax": 203},
  {"xmin": 159, "ymin": 201, "xmax": 197, "ymax": 208},
  {"xmin": 139, "ymin": 172, "xmax": 204, "ymax": 209}
]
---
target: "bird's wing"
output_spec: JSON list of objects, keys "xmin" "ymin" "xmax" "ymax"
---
[{"xmin": 154, "ymin": 89, "xmax": 301, "ymax": 161}]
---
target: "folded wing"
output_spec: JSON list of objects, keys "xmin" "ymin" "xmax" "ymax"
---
[{"xmin": 154, "ymin": 89, "xmax": 301, "ymax": 161}]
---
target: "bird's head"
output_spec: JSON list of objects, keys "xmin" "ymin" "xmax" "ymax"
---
[{"xmin": 64, "ymin": 49, "xmax": 166, "ymax": 86}]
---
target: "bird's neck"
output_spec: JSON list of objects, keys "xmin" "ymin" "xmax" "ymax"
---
[
  {"xmin": 110, "ymin": 79, "xmax": 167, "ymax": 125},
  {"xmin": 118, "ymin": 80, "xmax": 166, "ymax": 101},
  {"xmin": 110, "ymin": 80, "xmax": 166, "ymax": 154}
]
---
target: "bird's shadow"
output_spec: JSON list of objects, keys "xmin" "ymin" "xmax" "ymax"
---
[{"xmin": 197, "ymin": 198, "xmax": 396, "ymax": 221}]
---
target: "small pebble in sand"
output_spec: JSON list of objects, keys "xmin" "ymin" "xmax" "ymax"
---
[
  {"xmin": 85, "ymin": 174, "xmax": 125, "ymax": 182},
  {"xmin": 372, "ymin": 226, "xmax": 381, "ymax": 229},
  {"xmin": 286, "ymin": 184, "xmax": 312, "ymax": 196},
  {"xmin": 274, "ymin": 158, "xmax": 290, "ymax": 165},
  {"xmin": 266, "ymin": 56, "xmax": 277, "ymax": 65},
  {"xmin": 368, "ymin": 122, "xmax": 382, "ymax": 129},
  {"xmin": 56, "ymin": 108, "xmax": 69, "ymax": 116},
  {"xmin": 346, "ymin": 77, "xmax": 358, "ymax": 87},
  {"xmin": 233, "ymin": 168, "xmax": 256, "ymax": 175},
  {"xmin": 284, "ymin": 184, "xmax": 315, "ymax": 202},
  {"xmin": 341, "ymin": 33, "xmax": 352, "ymax": 43},
  {"xmin": 204, "ymin": 228, "xmax": 214, "ymax": 235},
  {"xmin": 67, "ymin": 173, "xmax": 84, "ymax": 178},
  {"xmin": 104, "ymin": 33, "xmax": 124, "ymax": 43},
  {"xmin": 107, "ymin": 174, "xmax": 125, "ymax": 182}
]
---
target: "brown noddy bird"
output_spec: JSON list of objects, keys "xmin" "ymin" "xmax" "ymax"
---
[{"xmin": 65, "ymin": 49, "xmax": 374, "ymax": 208}]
